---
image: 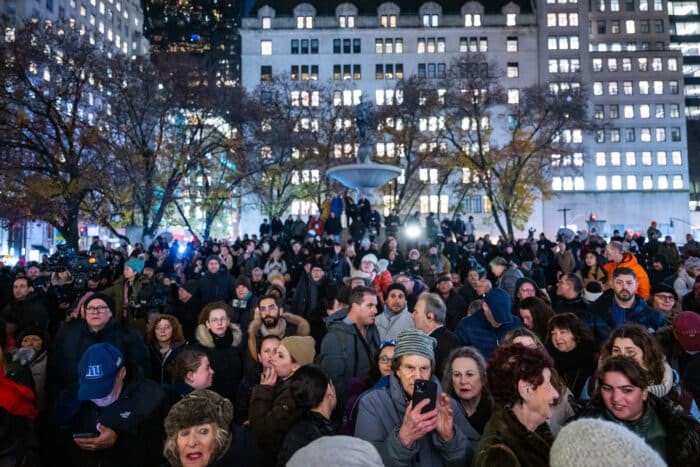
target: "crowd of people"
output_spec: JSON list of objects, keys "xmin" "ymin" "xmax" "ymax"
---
[{"xmin": 2, "ymin": 203, "xmax": 700, "ymax": 466}]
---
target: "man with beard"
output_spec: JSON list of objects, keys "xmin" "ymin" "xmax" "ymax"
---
[
  {"xmin": 374, "ymin": 283, "xmax": 414, "ymax": 341},
  {"xmin": 587, "ymin": 267, "xmax": 666, "ymax": 342},
  {"xmin": 246, "ymin": 294, "xmax": 310, "ymax": 368},
  {"xmin": 197, "ymin": 256, "xmax": 234, "ymax": 305}
]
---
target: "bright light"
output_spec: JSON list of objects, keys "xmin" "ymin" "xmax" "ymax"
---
[
  {"xmin": 405, "ymin": 225, "xmax": 422, "ymax": 239},
  {"xmin": 178, "ymin": 245, "xmax": 187, "ymax": 254}
]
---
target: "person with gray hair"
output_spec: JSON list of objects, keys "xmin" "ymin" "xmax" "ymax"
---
[
  {"xmin": 355, "ymin": 329, "xmax": 478, "ymax": 467},
  {"xmin": 411, "ymin": 292, "xmax": 461, "ymax": 376},
  {"xmin": 674, "ymin": 256, "xmax": 700, "ymax": 298}
]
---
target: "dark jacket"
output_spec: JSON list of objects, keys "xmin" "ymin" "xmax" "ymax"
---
[
  {"xmin": 0, "ymin": 294, "xmax": 48, "ymax": 335},
  {"xmin": 249, "ymin": 379, "xmax": 296, "ymax": 467},
  {"xmin": 197, "ymin": 269, "xmax": 235, "ymax": 305},
  {"xmin": 55, "ymin": 378, "xmax": 167, "ymax": 467},
  {"xmin": 579, "ymin": 395, "xmax": 700, "ymax": 467},
  {"xmin": 586, "ymin": 290, "xmax": 667, "ymax": 341},
  {"xmin": 319, "ymin": 309, "xmax": 381, "ymax": 410},
  {"xmin": 210, "ymin": 424, "xmax": 264, "ymax": 467},
  {"xmin": 148, "ymin": 339, "xmax": 186, "ymax": 385},
  {"xmin": 429, "ymin": 325, "xmax": 461, "ymax": 378},
  {"xmin": 192, "ymin": 323, "xmax": 243, "ymax": 401},
  {"xmin": 47, "ymin": 318, "xmax": 150, "ymax": 396},
  {"xmin": 473, "ymin": 405, "xmax": 554, "ymax": 467},
  {"xmin": 546, "ymin": 339, "xmax": 597, "ymax": 398},
  {"xmin": 277, "ymin": 411, "xmax": 335, "ymax": 467},
  {"xmin": 356, "ymin": 374, "xmax": 477, "ymax": 467},
  {"xmin": 440, "ymin": 290, "xmax": 468, "ymax": 332}
]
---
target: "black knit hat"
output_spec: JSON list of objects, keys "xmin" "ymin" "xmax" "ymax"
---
[
  {"xmin": 83, "ymin": 292, "xmax": 116, "ymax": 315},
  {"xmin": 235, "ymin": 274, "xmax": 252, "ymax": 290}
]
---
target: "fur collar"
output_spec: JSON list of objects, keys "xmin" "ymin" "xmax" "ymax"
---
[
  {"xmin": 195, "ymin": 323, "xmax": 242, "ymax": 349},
  {"xmin": 246, "ymin": 312, "xmax": 310, "ymax": 361}
]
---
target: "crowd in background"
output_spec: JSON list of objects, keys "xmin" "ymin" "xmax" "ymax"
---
[{"xmin": 2, "ymin": 195, "xmax": 700, "ymax": 466}]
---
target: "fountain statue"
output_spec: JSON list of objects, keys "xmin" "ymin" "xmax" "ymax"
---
[{"xmin": 326, "ymin": 97, "xmax": 402, "ymax": 196}]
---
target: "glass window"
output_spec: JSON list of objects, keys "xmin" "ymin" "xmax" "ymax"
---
[
  {"xmin": 611, "ymin": 175, "xmax": 622, "ymax": 190},
  {"xmin": 642, "ymin": 151, "xmax": 652, "ymax": 165},
  {"xmin": 596, "ymin": 152, "xmax": 606, "ymax": 166},
  {"xmin": 670, "ymin": 104, "xmax": 680, "ymax": 118},
  {"xmin": 640, "ymin": 104, "xmax": 650, "ymax": 118},
  {"xmin": 506, "ymin": 13, "xmax": 517, "ymax": 26},
  {"xmin": 626, "ymin": 151, "xmax": 636, "ymax": 165},
  {"xmin": 508, "ymin": 89, "xmax": 520, "ymax": 104},
  {"xmin": 507, "ymin": 63, "xmax": 519, "ymax": 78},
  {"xmin": 642, "ymin": 176, "xmax": 653, "ymax": 189},
  {"xmin": 657, "ymin": 151, "xmax": 667, "ymax": 165},
  {"xmin": 656, "ymin": 127, "xmax": 666, "ymax": 141},
  {"xmin": 260, "ymin": 40, "xmax": 272, "ymax": 55},
  {"xmin": 641, "ymin": 129, "xmax": 652, "ymax": 143},
  {"xmin": 506, "ymin": 37, "xmax": 518, "ymax": 52},
  {"xmin": 596, "ymin": 176, "xmax": 607, "ymax": 190},
  {"xmin": 672, "ymin": 151, "xmax": 682, "ymax": 165},
  {"xmin": 262, "ymin": 16, "xmax": 271, "ymax": 29},
  {"xmin": 673, "ymin": 175, "xmax": 684, "ymax": 189},
  {"xmin": 464, "ymin": 14, "xmax": 481, "ymax": 27},
  {"xmin": 658, "ymin": 175, "xmax": 668, "ymax": 189},
  {"xmin": 627, "ymin": 175, "xmax": 637, "ymax": 189}
]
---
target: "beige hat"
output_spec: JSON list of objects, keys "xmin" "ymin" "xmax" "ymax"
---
[
  {"xmin": 280, "ymin": 336, "xmax": 316, "ymax": 365},
  {"xmin": 343, "ymin": 270, "xmax": 373, "ymax": 286}
]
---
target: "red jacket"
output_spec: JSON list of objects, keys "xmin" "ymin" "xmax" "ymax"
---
[{"xmin": 0, "ymin": 373, "xmax": 37, "ymax": 420}]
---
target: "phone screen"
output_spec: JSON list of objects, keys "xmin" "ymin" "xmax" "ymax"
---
[{"xmin": 412, "ymin": 379, "xmax": 437, "ymax": 413}]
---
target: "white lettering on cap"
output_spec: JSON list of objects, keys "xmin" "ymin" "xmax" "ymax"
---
[{"xmin": 85, "ymin": 364, "xmax": 103, "ymax": 379}]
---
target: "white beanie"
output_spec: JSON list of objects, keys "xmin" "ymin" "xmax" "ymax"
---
[
  {"xmin": 550, "ymin": 418, "xmax": 665, "ymax": 467},
  {"xmin": 287, "ymin": 436, "xmax": 383, "ymax": 467}
]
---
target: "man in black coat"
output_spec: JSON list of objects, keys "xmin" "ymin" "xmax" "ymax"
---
[
  {"xmin": 197, "ymin": 256, "xmax": 235, "ymax": 305},
  {"xmin": 434, "ymin": 275, "xmax": 468, "ymax": 332},
  {"xmin": 0, "ymin": 276, "xmax": 48, "ymax": 345},
  {"xmin": 412, "ymin": 292, "xmax": 461, "ymax": 377}
]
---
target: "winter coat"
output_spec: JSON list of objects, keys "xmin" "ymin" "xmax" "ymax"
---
[
  {"xmin": 603, "ymin": 253, "xmax": 651, "ymax": 299},
  {"xmin": 193, "ymin": 323, "xmax": 243, "ymax": 401},
  {"xmin": 102, "ymin": 275, "xmax": 152, "ymax": 323},
  {"xmin": 586, "ymin": 290, "xmax": 667, "ymax": 341},
  {"xmin": 372, "ymin": 270, "xmax": 394, "ymax": 304},
  {"xmin": 374, "ymin": 307, "xmax": 415, "ymax": 342},
  {"xmin": 148, "ymin": 339, "xmax": 186, "ymax": 385},
  {"xmin": 319, "ymin": 309, "xmax": 381, "ymax": 408},
  {"xmin": 249, "ymin": 379, "xmax": 296, "ymax": 467},
  {"xmin": 496, "ymin": 265, "xmax": 525, "ymax": 300},
  {"xmin": 441, "ymin": 290, "xmax": 468, "ymax": 332},
  {"xmin": 546, "ymin": 339, "xmax": 597, "ymax": 398},
  {"xmin": 674, "ymin": 269, "xmax": 695, "ymax": 299},
  {"xmin": 579, "ymin": 395, "xmax": 700, "ymax": 467},
  {"xmin": 197, "ymin": 270, "xmax": 235, "ymax": 305},
  {"xmin": 429, "ymin": 325, "xmax": 462, "ymax": 379},
  {"xmin": 55, "ymin": 378, "xmax": 168, "ymax": 467},
  {"xmin": 355, "ymin": 374, "xmax": 477, "ymax": 467},
  {"xmin": 47, "ymin": 318, "xmax": 150, "ymax": 396},
  {"xmin": 246, "ymin": 312, "xmax": 310, "ymax": 363},
  {"xmin": 456, "ymin": 311, "xmax": 524, "ymax": 359},
  {"xmin": 277, "ymin": 411, "xmax": 335, "ymax": 467},
  {"xmin": 472, "ymin": 405, "xmax": 554, "ymax": 467}
]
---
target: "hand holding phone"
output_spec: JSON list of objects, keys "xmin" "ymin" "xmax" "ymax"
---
[
  {"xmin": 411, "ymin": 379, "xmax": 437, "ymax": 414},
  {"xmin": 72, "ymin": 432, "xmax": 99, "ymax": 439}
]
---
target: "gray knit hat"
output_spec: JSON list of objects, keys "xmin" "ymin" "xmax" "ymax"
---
[
  {"xmin": 287, "ymin": 436, "xmax": 383, "ymax": 467},
  {"xmin": 550, "ymin": 418, "xmax": 665, "ymax": 467},
  {"xmin": 394, "ymin": 329, "xmax": 436, "ymax": 365},
  {"xmin": 164, "ymin": 389, "xmax": 233, "ymax": 437}
]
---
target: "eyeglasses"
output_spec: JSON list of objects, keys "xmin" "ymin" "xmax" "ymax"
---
[
  {"xmin": 85, "ymin": 305, "xmax": 110, "ymax": 314},
  {"xmin": 208, "ymin": 317, "xmax": 229, "ymax": 324},
  {"xmin": 379, "ymin": 355, "xmax": 393, "ymax": 363},
  {"xmin": 655, "ymin": 294, "xmax": 675, "ymax": 302},
  {"xmin": 156, "ymin": 325, "xmax": 172, "ymax": 331}
]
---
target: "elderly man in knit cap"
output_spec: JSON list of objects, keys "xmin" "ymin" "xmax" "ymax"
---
[
  {"xmin": 375, "ymin": 282, "xmax": 414, "ymax": 341},
  {"xmin": 55, "ymin": 343, "xmax": 167, "ymax": 467},
  {"xmin": 356, "ymin": 329, "xmax": 477, "ymax": 467},
  {"xmin": 455, "ymin": 288, "xmax": 523, "ymax": 358}
]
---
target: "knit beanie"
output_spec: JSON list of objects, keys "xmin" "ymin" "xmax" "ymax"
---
[
  {"xmin": 361, "ymin": 254, "xmax": 379, "ymax": 268},
  {"xmin": 484, "ymin": 288, "xmax": 513, "ymax": 324},
  {"xmin": 394, "ymin": 329, "xmax": 436, "ymax": 365},
  {"xmin": 164, "ymin": 389, "xmax": 233, "ymax": 437},
  {"xmin": 673, "ymin": 311, "xmax": 700, "ymax": 352},
  {"xmin": 206, "ymin": 254, "xmax": 221, "ymax": 266},
  {"xmin": 280, "ymin": 336, "xmax": 316, "ymax": 365},
  {"xmin": 550, "ymin": 418, "xmax": 665, "ymax": 467},
  {"xmin": 287, "ymin": 436, "xmax": 383, "ymax": 467},
  {"xmin": 235, "ymin": 274, "xmax": 252, "ymax": 290},
  {"xmin": 83, "ymin": 292, "xmax": 116, "ymax": 315},
  {"xmin": 124, "ymin": 258, "xmax": 144, "ymax": 274},
  {"xmin": 384, "ymin": 282, "xmax": 407, "ymax": 301}
]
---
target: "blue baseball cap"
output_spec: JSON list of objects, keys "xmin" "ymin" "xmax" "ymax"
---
[{"xmin": 77, "ymin": 343, "xmax": 124, "ymax": 401}]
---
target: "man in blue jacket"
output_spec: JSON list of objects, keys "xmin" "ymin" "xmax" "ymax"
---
[{"xmin": 456, "ymin": 287, "xmax": 523, "ymax": 358}]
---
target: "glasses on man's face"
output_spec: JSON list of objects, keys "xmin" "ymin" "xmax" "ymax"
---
[
  {"xmin": 655, "ymin": 294, "xmax": 675, "ymax": 302},
  {"xmin": 85, "ymin": 305, "xmax": 110, "ymax": 314},
  {"xmin": 209, "ymin": 317, "xmax": 229, "ymax": 325}
]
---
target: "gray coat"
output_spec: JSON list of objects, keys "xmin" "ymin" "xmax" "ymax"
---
[
  {"xmin": 319, "ymin": 309, "xmax": 380, "ymax": 406},
  {"xmin": 355, "ymin": 374, "xmax": 478, "ymax": 467}
]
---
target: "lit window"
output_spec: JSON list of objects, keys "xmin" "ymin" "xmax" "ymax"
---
[
  {"xmin": 596, "ymin": 176, "xmax": 607, "ymax": 190},
  {"xmin": 673, "ymin": 175, "xmax": 684, "ymax": 189},
  {"xmin": 260, "ymin": 40, "xmax": 272, "ymax": 55},
  {"xmin": 507, "ymin": 89, "xmax": 520, "ymax": 104},
  {"xmin": 552, "ymin": 177, "xmax": 562, "ymax": 191},
  {"xmin": 642, "ymin": 151, "xmax": 652, "ymax": 165},
  {"xmin": 658, "ymin": 175, "xmax": 668, "ymax": 189},
  {"xmin": 672, "ymin": 151, "xmax": 682, "ymax": 165},
  {"xmin": 262, "ymin": 17, "xmax": 271, "ymax": 29},
  {"xmin": 626, "ymin": 152, "xmax": 636, "ymax": 165},
  {"xmin": 506, "ymin": 37, "xmax": 518, "ymax": 52},
  {"xmin": 574, "ymin": 177, "xmax": 584, "ymax": 190},
  {"xmin": 507, "ymin": 63, "xmax": 519, "ymax": 77},
  {"xmin": 627, "ymin": 175, "xmax": 637, "ymax": 189},
  {"xmin": 506, "ymin": 13, "xmax": 516, "ymax": 26},
  {"xmin": 611, "ymin": 152, "xmax": 621, "ymax": 166},
  {"xmin": 641, "ymin": 176, "xmax": 653, "ymax": 189},
  {"xmin": 596, "ymin": 152, "xmax": 606, "ymax": 166},
  {"xmin": 611, "ymin": 175, "xmax": 622, "ymax": 190},
  {"xmin": 625, "ymin": 20, "xmax": 635, "ymax": 33},
  {"xmin": 623, "ymin": 105, "xmax": 634, "ymax": 118},
  {"xmin": 423, "ymin": 14, "xmax": 439, "ymax": 27},
  {"xmin": 657, "ymin": 151, "xmax": 667, "ymax": 165},
  {"xmin": 381, "ymin": 15, "xmax": 397, "ymax": 28},
  {"xmin": 464, "ymin": 14, "xmax": 481, "ymax": 27}
]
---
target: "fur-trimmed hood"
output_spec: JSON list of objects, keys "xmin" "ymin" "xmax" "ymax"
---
[
  {"xmin": 247, "ymin": 312, "xmax": 310, "ymax": 361},
  {"xmin": 195, "ymin": 323, "xmax": 242, "ymax": 349}
]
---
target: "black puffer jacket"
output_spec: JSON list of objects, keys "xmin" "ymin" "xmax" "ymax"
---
[
  {"xmin": 579, "ymin": 395, "xmax": 700, "ymax": 467},
  {"xmin": 193, "ymin": 323, "xmax": 243, "ymax": 401}
]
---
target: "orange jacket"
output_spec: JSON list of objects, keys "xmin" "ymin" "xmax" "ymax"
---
[{"xmin": 604, "ymin": 253, "xmax": 650, "ymax": 300}]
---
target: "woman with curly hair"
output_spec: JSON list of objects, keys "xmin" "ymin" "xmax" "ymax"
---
[
  {"xmin": 147, "ymin": 314, "xmax": 187, "ymax": 384},
  {"xmin": 473, "ymin": 344, "xmax": 559, "ymax": 466}
]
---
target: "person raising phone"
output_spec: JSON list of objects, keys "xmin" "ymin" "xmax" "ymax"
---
[{"xmin": 355, "ymin": 329, "xmax": 479, "ymax": 467}]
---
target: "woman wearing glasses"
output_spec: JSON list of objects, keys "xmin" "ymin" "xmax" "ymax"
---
[
  {"xmin": 146, "ymin": 314, "xmax": 187, "ymax": 385},
  {"xmin": 193, "ymin": 301, "xmax": 243, "ymax": 401}
]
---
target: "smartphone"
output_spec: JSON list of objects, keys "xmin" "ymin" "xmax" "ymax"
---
[
  {"xmin": 412, "ymin": 379, "xmax": 437, "ymax": 414},
  {"xmin": 72, "ymin": 432, "xmax": 99, "ymax": 439}
]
